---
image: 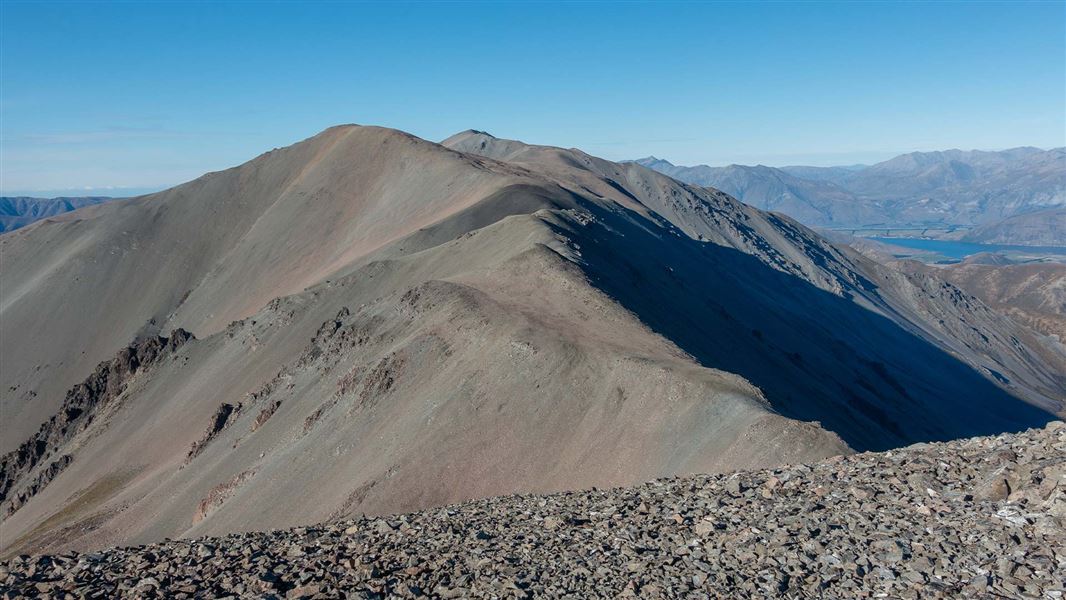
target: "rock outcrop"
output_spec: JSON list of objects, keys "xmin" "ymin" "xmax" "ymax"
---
[
  {"xmin": 184, "ymin": 402, "xmax": 242, "ymax": 464},
  {"xmin": 0, "ymin": 330, "xmax": 193, "ymax": 515}
]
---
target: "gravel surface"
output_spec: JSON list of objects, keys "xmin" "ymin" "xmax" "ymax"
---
[{"xmin": 3, "ymin": 422, "xmax": 1064, "ymax": 599}]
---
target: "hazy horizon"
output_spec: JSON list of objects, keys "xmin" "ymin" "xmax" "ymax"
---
[
  {"xmin": 2, "ymin": 1, "xmax": 1063, "ymax": 194},
  {"xmin": 4, "ymin": 140, "xmax": 1063, "ymax": 199}
]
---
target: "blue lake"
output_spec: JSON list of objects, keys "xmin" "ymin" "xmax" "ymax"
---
[{"xmin": 869, "ymin": 237, "xmax": 1066, "ymax": 260}]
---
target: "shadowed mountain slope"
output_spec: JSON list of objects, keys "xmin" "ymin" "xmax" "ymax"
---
[
  {"xmin": 1, "ymin": 126, "xmax": 1061, "ymax": 555},
  {"xmin": 446, "ymin": 131, "xmax": 1063, "ymax": 424}
]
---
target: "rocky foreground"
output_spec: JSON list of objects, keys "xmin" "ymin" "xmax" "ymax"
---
[{"xmin": 3, "ymin": 423, "xmax": 1065, "ymax": 599}]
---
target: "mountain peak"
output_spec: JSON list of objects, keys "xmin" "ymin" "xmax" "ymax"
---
[
  {"xmin": 631, "ymin": 156, "xmax": 676, "ymax": 169},
  {"xmin": 444, "ymin": 129, "xmax": 497, "ymax": 142}
]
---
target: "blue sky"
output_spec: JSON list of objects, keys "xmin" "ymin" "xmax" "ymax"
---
[{"xmin": 2, "ymin": 1, "xmax": 1064, "ymax": 196}]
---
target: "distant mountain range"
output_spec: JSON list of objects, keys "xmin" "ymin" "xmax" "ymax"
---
[
  {"xmin": 8, "ymin": 146, "xmax": 1063, "ymax": 242},
  {"xmin": 962, "ymin": 206, "xmax": 1066, "ymax": 246},
  {"xmin": 0, "ymin": 196, "xmax": 113, "ymax": 233},
  {"xmin": 630, "ymin": 147, "xmax": 1066, "ymax": 237}
]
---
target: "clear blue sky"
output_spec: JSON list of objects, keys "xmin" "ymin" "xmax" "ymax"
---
[{"xmin": 2, "ymin": 1, "xmax": 1064, "ymax": 196}]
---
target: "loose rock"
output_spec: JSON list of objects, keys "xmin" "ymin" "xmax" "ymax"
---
[{"xmin": 2, "ymin": 422, "xmax": 1064, "ymax": 598}]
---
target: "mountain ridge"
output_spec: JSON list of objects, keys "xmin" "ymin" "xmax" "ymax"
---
[
  {"xmin": 1, "ymin": 125, "xmax": 1060, "ymax": 555},
  {"xmin": 962, "ymin": 206, "xmax": 1066, "ymax": 246}
]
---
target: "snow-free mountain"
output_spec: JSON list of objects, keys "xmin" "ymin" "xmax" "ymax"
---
[
  {"xmin": 631, "ymin": 147, "xmax": 1066, "ymax": 234},
  {"xmin": 1, "ymin": 126, "xmax": 1061, "ymax": 556},
  {"xmin": 962, "ymin": 206, "xmax": 1066, "ymax": 246},
  {"xmin": 0, "ymin": 196, "xmax": 113, "ymax": 233}
]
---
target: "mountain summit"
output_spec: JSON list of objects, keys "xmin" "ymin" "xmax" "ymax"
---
[{"xmin": 631, "ymin": 156, "xmax": 677, "ymax": 171}]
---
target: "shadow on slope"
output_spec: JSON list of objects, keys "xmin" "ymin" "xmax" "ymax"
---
[{"xmin": 562, "ymin": 201, "xmax": 1056, "ymax": 451}]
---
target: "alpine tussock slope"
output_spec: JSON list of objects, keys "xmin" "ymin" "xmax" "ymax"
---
[{"xmin": 0, "ymin": 125, "xmax": 1060, "ymax": 555}]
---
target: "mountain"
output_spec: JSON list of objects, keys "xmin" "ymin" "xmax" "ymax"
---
[
  {"xmin": 844, "ymin": 147, "xmax": 1065, "ymax": 225},
  {"xmin": 837, "ymin": 234, "xmax": 1066, "ymax": 342},
  {"xmin": 962, "ymin": 206, "xmax": 1066, "ymax": 246},
  {"xmin": 896, "ymin": 259, "xmax": 1066, "ymax": 343},
  {"xmin": 1, "ymin": 126, "xmax": 1061, "ymax": 555},
  {"xmin": 939, "ymin": 261, "xmax": 1066, "ymax": 342},
  {"xmin": 629, "ymin": 158, "xmax": 874, "ymax": 227},
  {"xmin": 779, "ymin": 164, "xmax": 867, "ymax": 184},
  {"xmin": 633, "ymin": 147, "xmax": 1066, "ymax": 229},
  {"xmin": 0, "ymin": 196, "xmax": 113, "ymax": 233}
]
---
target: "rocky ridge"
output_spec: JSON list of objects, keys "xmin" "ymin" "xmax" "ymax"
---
[
  {"xmin": 2, "ymin": 422, "xmax": 1063, "ymax": 599},
  {"xmin": 0, "ymin": 330, "xmax": 193, "ymax": 516}
]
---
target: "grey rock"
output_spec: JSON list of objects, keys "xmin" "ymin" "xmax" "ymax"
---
[{"xmin": 2, "ymin": 422, "xmax": 1063, "ymax": 599}]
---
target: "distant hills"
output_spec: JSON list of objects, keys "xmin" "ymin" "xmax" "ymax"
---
[
  {"xmin": 630, "ymin": 147, "xmax": 1066, "ymax": 238},
  {"xmin": 631, "ymin": 161, "xmax": 879, "ymax": 227},
  {"xmin": 962, "ymin": 206, "xmax": 1066, "ymax": 247},
  {"xmin": 0, "ymin": 196, "xmax": 113, "ymax": 233}
]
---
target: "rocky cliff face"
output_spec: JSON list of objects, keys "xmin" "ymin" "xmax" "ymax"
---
[
  {"xmin": 3, "ymin": 422, "xmax": 1062, "ymax": 598},
  {"xmin": 0, "ymin": 330, "xmax": 193, "ymax": 516}
]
